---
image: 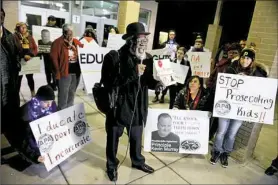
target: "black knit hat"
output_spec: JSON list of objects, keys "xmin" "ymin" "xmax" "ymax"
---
[
  {"xmin": 36, "ymin": 85, "xmax": 55, "ymax": 101},
  {"xmin": 241, "ymin": 48, "xmax": 255, "ymax": 61}
]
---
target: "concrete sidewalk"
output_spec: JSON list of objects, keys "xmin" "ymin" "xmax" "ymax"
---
[{"xmin": 1, "ymin": 73, "xmax": 277, "ymax": 184}]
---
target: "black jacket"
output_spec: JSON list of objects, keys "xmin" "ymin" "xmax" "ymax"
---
[
  {"xmin": 101, "ymin": 44, "xmax": 159, "ymax": 126},
  {"xmin": 226, "ymin": 60, "xmax": 268, "ymax": 77},
  {"xmin": 173, "ymin": 88, "xmax": 212, "ymax": 111}
]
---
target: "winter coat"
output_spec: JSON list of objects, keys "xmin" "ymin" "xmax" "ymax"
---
[
  {"xmin": 101, "ymin": 44, "xmax": 159, "ymax": 126},
  {"xmin": 1, "ymin": 27, "xmax": 21, "ymax": 133},
  {"xmin": 13, "ymin": 32, "xmax": 38, "ymax": 59},
  {"xmin": 18, "ymin": 97, "xmax": 57, "ymax": 163},
  {"xmin": 226, "ymin": 60, "xmax": 268, "ymax": 77},
  {"xmin": 207, "ymin": 58, "xmax": 231, "ymax": 91},
  {"xmin": 50, "ymin": 36, "xmax": 84, "ymax": 79},
  {"xmin": 173, "ymin": 88, "xmax": 212, "ymax": 111}
]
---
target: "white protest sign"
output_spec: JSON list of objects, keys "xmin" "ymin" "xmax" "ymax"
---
[
  {"xmin": 29, "ymin": 104, "xmax": 91, "ymax": 171},
  {"xmin": 153, "ymin": 59, "xmax": 175, "ymax": 87},
  {"xmin": 19, "ymin": 57, "xmax": 41, "ymax": 75},
  {"xmin": 170, "ymin": 62, "xmax": 189, "ymax": 84},
  {"xmin": 187, "ymin": 51, "xmax": 211, "ymax": 78},
  {"xmin": 107, "ymin": 33, "xmax": 125, "ymax": 50},
  {"xmin": 32, "ymin": 25, "xmax": 62, "ymax": 52},
  {"xmin": 144, "ymin": 109, "xmax": 209, "ymax": 154},
  {"xmin": 213, "ymin": 73, "xmax": 278, "ymax": 124},
  {"xmin": 78, "ymin": 45, "xmax": 112, "ymax": 94},
  {"xmin": 147, "ymin": 48, "xmax": 172, "ymax": 61}
]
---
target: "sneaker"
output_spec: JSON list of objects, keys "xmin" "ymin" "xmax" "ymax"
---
[
  {"xmin": 220, "ymin": 152, "xmax": 229, "ymax": 168},
  {"xmin": 210, "ymin": 151, "xmax": 221, "ymax": 165}
]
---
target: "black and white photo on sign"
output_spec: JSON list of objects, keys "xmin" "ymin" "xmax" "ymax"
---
[
  {"xmin": 144, "ymin": 109, "xmax": 210, "ymax": 154},
  {"xmin": 213, "ymin": 73, "xmax": 278, "ymax": 124},
  {"xmin": 29, "ymin": 104, "xmax": 92, "ymax": 171}
]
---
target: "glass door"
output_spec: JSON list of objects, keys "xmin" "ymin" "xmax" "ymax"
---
[{"xmin": 99, "ymin": 18, "xmax": 117, "ymax": 47}]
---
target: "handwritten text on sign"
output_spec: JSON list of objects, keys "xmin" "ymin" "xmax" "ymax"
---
[
  {"xmin": 187, "ymin": 52, "xmax": 211, "ymax": 78},
  {"xmin": 29, "ymin": 104, "xmax": 92, "ymax": 171},
  {"xmin": 213, "ymin": 73, "xmax": 278, "ymax": 124},
  {"xmin": 144, "ymin": 109, "xmax": 210, "ymax": 154},
  {"xmin": 78, "ymin": 46, "xmax": 112, "ymax": 94}
]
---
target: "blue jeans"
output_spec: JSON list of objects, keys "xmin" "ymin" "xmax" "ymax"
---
[
  {"xmin": 213, "ymin": 118, "xmax": 243, "ymax": 153},
  {"xmin": 57, "ymin": 74, "xmax": 80, "ymax": 110}
]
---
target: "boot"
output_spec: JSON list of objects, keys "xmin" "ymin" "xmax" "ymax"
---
[
  {"xmin": 159, "ymin": 95, "xmax": 165, "ymax": 103},
  {"xmin": 210, "ymin": 151, "xmax": 221, "ymax": 165},
  {"xmin": 152, "ymin": 95, "xmax": 159, "ymax": 103},
  {"xmin": 31, "ymin": 91, "xmax": 36, "ymax": 97}
]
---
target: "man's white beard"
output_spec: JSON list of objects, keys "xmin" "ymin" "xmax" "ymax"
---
[{"xmin": 135, "ymin": 47, "xmax": 146, "ymax": 60}]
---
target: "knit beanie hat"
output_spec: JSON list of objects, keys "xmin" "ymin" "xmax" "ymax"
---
[
  {"xmin": 36, "ymin": 85, "xmax": 55, "ymax": 101},
  {"xmin": 241, "ymin": 48, "xmax": 255, "ymax": 61}
]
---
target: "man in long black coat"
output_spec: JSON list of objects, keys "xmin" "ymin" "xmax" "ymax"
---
[
  {"xmin": 101, "ymin": 22, "xmax": 162, "ymax": 181},
  {"xmin": 1, "ymin": 8, "xmax": 21, "ymax": 163}
]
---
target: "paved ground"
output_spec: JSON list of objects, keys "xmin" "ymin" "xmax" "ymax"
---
[{"xmin": 1, "ymin": 73, "xmax": 277, "ymax": 184}]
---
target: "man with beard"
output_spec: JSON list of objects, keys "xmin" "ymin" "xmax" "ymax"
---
[{"xmin": 101, "ymin": 22, "xmax": 163, "ymax": 181}]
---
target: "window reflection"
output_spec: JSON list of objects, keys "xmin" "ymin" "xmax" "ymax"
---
[
  {"xmin": 82, "ymin": 1, "xmax": 118, "ymax": 20},
  {"xmin": 139, "ymin": 9, "xmax": 151, "ymax": 31},
  {"xmin": 21, "ymin": 0, "xmax": 70, "ymax": 12}
]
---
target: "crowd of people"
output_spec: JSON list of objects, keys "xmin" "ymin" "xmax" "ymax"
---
[{"xmin": 1, "ymin": 7, "xmax": 277, "ymax": 182}]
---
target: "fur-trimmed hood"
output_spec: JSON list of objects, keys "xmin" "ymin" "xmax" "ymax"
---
[{"xmin": 254, "ymin": 61, "xmax": 269, "ymax": 77}]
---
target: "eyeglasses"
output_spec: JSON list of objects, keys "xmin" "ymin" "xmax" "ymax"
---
[{"xmin": 137, "ymin": 36, "xmax": 148, "ymax": 45}]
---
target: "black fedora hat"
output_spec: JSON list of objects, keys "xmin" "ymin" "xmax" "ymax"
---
[{"xmin": 122, "ymin": 22, "xmax": 150, "ymax": 40}]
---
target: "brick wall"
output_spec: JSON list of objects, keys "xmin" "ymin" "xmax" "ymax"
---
[
  {"xmin": 2, "ymin": 1, "xmax": 19, "ymax": 32},
  {"xmin": 231, "ymin": 0, "xmax": 278, "ymax": 163}
]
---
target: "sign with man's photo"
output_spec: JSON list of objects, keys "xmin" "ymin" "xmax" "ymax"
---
[
  {"xmin": 144, "ymin": 109, "xmax": 210, "ymax": 154},
  {"xmin": 32, "ymin": 25, "xmax": 62, "ymax": 53},
  {"xmin": 213, "ymin": 73, "xmax": 278, "ymax": 124},
  {"xmin": 29, "ymin": 104, "xmax": 92, "ymax": 171}
]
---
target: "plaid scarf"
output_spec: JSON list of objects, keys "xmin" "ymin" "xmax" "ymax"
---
[{"xmin": 185, "ymin": 89, "xmax": 202, "ymax": 110}]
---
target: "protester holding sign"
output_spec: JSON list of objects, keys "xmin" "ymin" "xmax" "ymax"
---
[
  {"xmin": 80, "ymin": 28, "xmax": 99, "ymax": 45},
  {"xmin": 173, "ymin": 76, "xmax": 212, "ymax": 112},
  {"xmin": 51, "ymin": 24, "xmax": 83, "ymax": 110},
  {"xmin": 14, "ymin": 22, "xmax": 38, "ymax": 97},
  {"xmin": 210, "ymin": 47, "xmax": 268, "ymax": 168},
  {"xmin": 17, "ymin": 85, "xmax": 57, "ymax": 164},
  {"xmin": 168, "ymin": 47, "xmax": 192, "ymax": 109},
  {"xmin": 101, "ymin": 22, "xmax": 163, "ymax": 181}
]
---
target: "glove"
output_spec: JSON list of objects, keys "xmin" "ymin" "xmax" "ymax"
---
[
  {"xmin": 155, "ymin": 82, "xmax": 165, "ymax": 93},
  {"xmin": 24, "ymin": 55, "xmax": 31, "ymax": 61}
]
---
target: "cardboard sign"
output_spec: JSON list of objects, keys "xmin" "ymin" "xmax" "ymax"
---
[
  {"xmin": 153, "ymin": 59, "xmax": 175, "ymax": 87},
  {"xmin": 147, "ymin": 48, "xmax": 171, "ymax": 61},
  {"xmin": 78, "ymin": 45, "xmax": 112, "ymax": 94},
  {"xmin": 106, "ymin": 33, "xmax": 125, "ymax": 50},
  {"xmin": 213, "ymin": 73, "xmax": 278, "ymax": 124},
  {"xmin": 32, "ymin": 25, "xmax": 62, "ymax": 50},
  {"xmin": 144, "ymin": 109, "xmax": 210, "ymax": 154},
  {"xmin": 187, "ymin": 52, "xmax": 211, "ymax": 78},
  {"xmin": 19, "ymin": 57, "xmax": 41, "ymax": 75},
  {"xmin": 170, "ymin": 62, "xmax": 189, "ymax": 84},
  {"xmin": 29, "ymin": 104, "xmax": 91, "ymax": 171}
]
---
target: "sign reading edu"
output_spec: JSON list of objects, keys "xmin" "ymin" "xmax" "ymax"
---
[
  {"xmin": 213, "ymin": 73, "xmax": 278, "ymax": 124},
  {"xmin": 78, "ymin": 46, "xmax": 112, "ymax": 94},
  {"xmin": 30, "ymin": 104, "xmax": 92, "ymax": 171}
]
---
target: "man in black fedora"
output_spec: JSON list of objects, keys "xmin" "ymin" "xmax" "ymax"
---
[{"xmin": 101, "ymin": 22, "xmax": 163, "ymax": 181}]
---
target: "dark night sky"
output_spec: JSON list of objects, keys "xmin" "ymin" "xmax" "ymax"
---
[{"xmin": 153, "ymin": 0, "xmax": 256, "ymax": 49}]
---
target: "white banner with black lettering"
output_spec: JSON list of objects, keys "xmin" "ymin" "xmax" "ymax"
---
[
  {"xmin": 147, "ymin": 48, "xmax": 172, "ymax": 61},
  {"xmin": 187, "ymin": 51, "xmax": 211, "ymax": 78},
  {"xmin": 144, "ymin": 109, "xmax": 210, "ymax": 154},
  {"xmin": 213, "ymin": 73, "xmax": 278, "ymax": 124},
  {"xmin": 29, "ymin": 104, "xmax": 92, "ymax": 171},
  {"xmin": 78, "ymin": 46, "xmax": 112, "ymax": 94}
]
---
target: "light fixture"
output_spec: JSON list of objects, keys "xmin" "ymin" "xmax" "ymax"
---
[{"xmin": 55, "ymin": 3, "xmax": 64, "ymax": 7}]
